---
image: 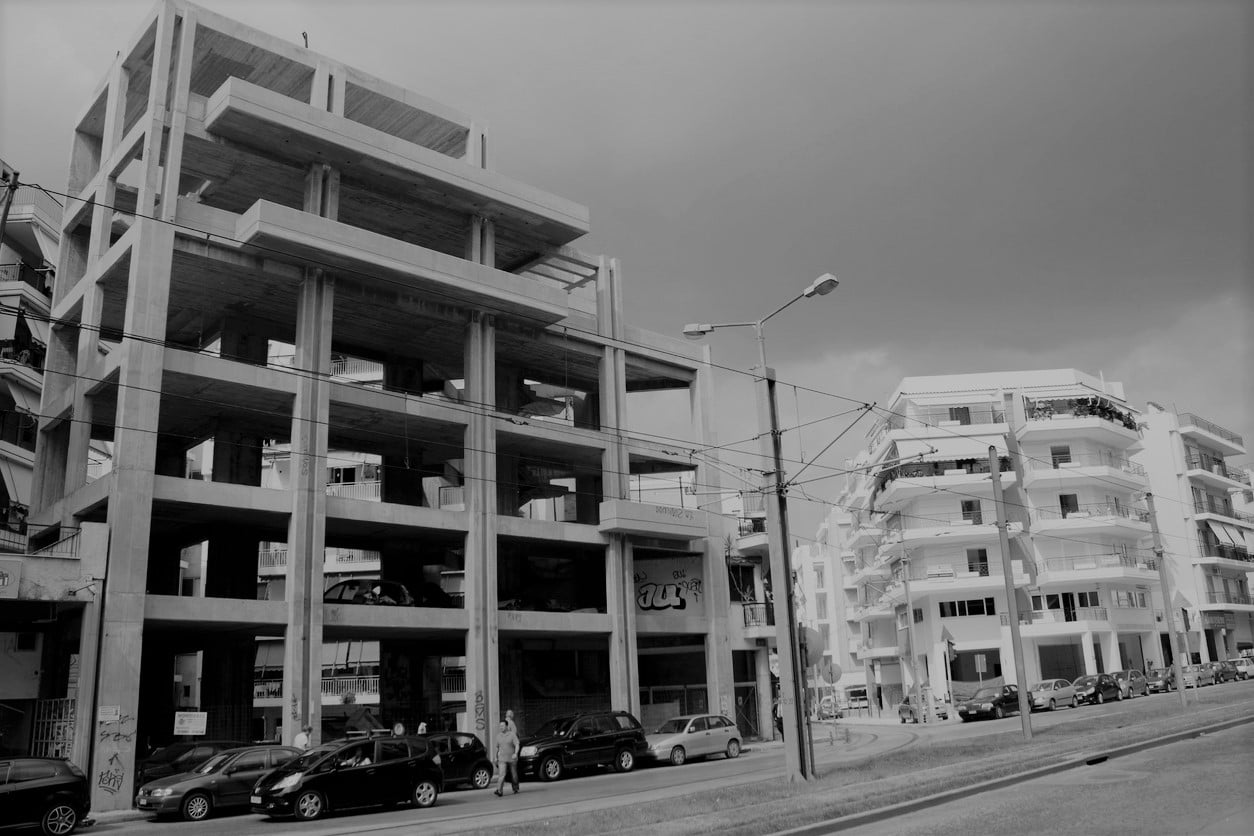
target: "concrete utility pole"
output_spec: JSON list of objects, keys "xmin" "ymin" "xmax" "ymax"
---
[
  {"xmin": 0, "ymin": 170, "xmax": 18, "ymax": 250},
  {"xmin": 900, "ymin": 553, "xmax": 926, "ymax": 723},
  {"xmin": 990, "ymin": 446, "xmax": 1033, "ymax": 739},
  {"xmin": 1145, "ymin": 493, "xmax": 1189, "ymax": 709}
]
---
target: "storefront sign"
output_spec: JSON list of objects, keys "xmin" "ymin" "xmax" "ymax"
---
[
  {"xmin": 173, "ymin": 711, "xmax": 208, "ymax": 735},
  {"xmin": 634, "ymin": 554, "xmax": 704, "ymax": 615}
]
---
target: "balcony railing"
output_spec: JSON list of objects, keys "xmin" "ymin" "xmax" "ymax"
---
[
  {"xmin": 741, "ymin": 601, "xmax": 775, "ymax": 627},
  {"xmin": 1036, "ymin": 503, "xmax": 1150, "ymax": 523},
  {"xmin": 1186, "ymin": 453, "xmax": 1247, "ymax": 483},
  {"xmin": 1179, "ymin": 413, "xmax": 1244, "ymax": 448},
  {"xmin": 1197, "ymin": 540, "xmax": 1253, "ymax": 564},
  {"xmin": 1042, "ymin": 552, "xmax": 1156, "ymax": 573},
  {"xmin": 1026, "ymin": 453, "xmax": 1146, "ymax": 477},
  {"xmin": 879, "ymin": 457, "xmax": 1013, "ymax": 485},
  {"xmin": 738, "ymin": 517, "xmax": 767, "ymax": 537},
  {"xmin": 0, "ymin": 262, "xmax": 52, "ymax": 293},
  {"xmin": 326, "ymin": 480, "xmax": 382, "ymax": 501},
  {"xmin": 1002, "ymin": 607, "xmax": 1108, "ymax": 625},
  {"xmin": 321, "ymin": 675, "xmax": 380, "ymax": 698},
  {"xmin": 1207, "ymin": 591, "xmax": 1252, "ymax": 607},
  {"xmin": 1193, "ymin": 499, "xmax": 1254, "ymax": 524},
  {"xmin": 441, "ymin": 669, "xmax": 467, "ymax": 693},
  {"xmin": 1023, "ymin": 396, "xmax": 1138, "ymax": 431}
]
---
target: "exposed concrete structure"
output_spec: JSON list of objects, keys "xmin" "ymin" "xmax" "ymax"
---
[{"xmin": 19, "ymin": 1, "xmax": 748, "ymax": 811}]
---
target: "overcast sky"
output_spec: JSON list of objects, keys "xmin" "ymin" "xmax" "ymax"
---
[{"xmin": 2, "ymin": 0, "xmax": 1249, "ymax": 540}]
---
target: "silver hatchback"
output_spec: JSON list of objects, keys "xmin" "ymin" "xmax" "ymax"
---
[{"xmin": 644, "ymin": 714, "xmax": 742, "ymax": 766}]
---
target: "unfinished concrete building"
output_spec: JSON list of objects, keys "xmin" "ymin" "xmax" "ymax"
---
[{"xmin": 28, "ymin": 1, "xmax": 748, "ymax": 810}]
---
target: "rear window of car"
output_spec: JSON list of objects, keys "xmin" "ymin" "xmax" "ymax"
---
[
  {"xmin": 407, "ymin": 738, "xmax": 428, "ymax": 755},
  {"xmin": 613, "ymin": 714, "xmax": 641, "ymax": 731},
  {"xmin": 10, "ymin": 761, "xmax": 59, "ymax": 782},
  {"xmin": 378, "ymin": 741, "xmax": 410, "ymax": 762}
]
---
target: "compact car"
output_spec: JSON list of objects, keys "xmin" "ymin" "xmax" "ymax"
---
[
  {"xmin": 1207, "ymin": 661, "xmax": 1238, "ymax": 683},
  {"xmin": 424, "ymin": 732, "xmax": 493, "ymax": 789},
  {"xmin": 250, "ymin": 735, "xmax": 442, "ymax": 821},
  {"xmin": 137, "ymin": 740, "xmax": 250, "ymax": 785},
  {"xmin": 1230, "ymin": 657, "xmax": 1254, "ymax": 681},
  {"xmin": 643, "ymin": 714, "xmax": 742, "ymax": 765},
  {"xmin": 1111, "ymin": 669, "xmax": 1149, "ymax": 699},
  {"xmin": 1182, "ymin": 664, "xmax": 1216, "ymax": 688},
  {"xmin": 896, "ymin": 694, "xmax": 950, "ymax": 723},
  {"xmin": 0, "ymin": 758, "xmax": 90, "ymax": 836},
  {"xmin": 135, "ymin": 745, "xmax": 299, "ymax": 821},
  {"xmin": 1073, "ymin": 673, "xmax": 1122, "ymax": 704},
  {"xmin": 518, "ymin": 710, "xmax": 647, "ymax": 781},
  {"xmin": 955, "ymin": 685, "xmax": 1019, "ymax": 721},
  {"xmin": 1029, "ymin": 678, "xmax": 1077, "ymax": 711},
  {"xmin": 1146, "ymin": 667, "xmax": 1176, "ymax": 693}
]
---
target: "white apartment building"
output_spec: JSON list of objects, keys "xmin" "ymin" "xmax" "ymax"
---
[
  {"xmin": 833, "ymin": 370, "xmax": 1161, "ymax": 712},
  {"xmin": 1135, "ymin": 405, "xmax": 1252, "ymax": 659}
]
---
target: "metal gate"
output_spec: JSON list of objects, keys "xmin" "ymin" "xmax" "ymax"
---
[
  {"xmin": 734, "ymin": 684, "xmax": 759, "ymax": 738},
  {"xmin": 31, "ymin": 698, "xmax": 76, "ymax": 758}
]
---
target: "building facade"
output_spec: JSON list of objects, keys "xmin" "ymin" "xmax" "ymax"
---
[
  {"xmin": 834, "ymin": 370, "xmax": 1161, "ymax": 712},
  {"xmin": 9, "ymin": 1, "xmax": 765, "ymax": 811}
]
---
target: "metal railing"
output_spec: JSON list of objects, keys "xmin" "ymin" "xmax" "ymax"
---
[
  {"xmin": 0, "ymin": 262, "xmax": 50, "ymax": 293},
  {"xmin": 438, "ymin": 485, "xmax": 465, "ymax": 509},
  {"xmin": 1027, "ymin": 453, "xmax": 1146, "ymax": 477},
  {"xmin": 738, "ymin": 517, "xmax": 767, "ymax": 537},
  {"xmin": 1206, "ymin": 591, "xmax": 1252, "ymax": 606},
  {"xmin": 258, "ymin": 548, "xmax": 287, "ymax": 569},
  {"xmin": 1002, "ymin": 607, "xmax": 1109, "ymax": 625},
  {"xmin": 1197, "ymin": 540, "xmax": 1253, "ymax": 563},
  {"xmin": 741, "ymin": 601, "xmax": 775, "ymax": 627},
  {"xmin": 325, "ymin": 480, "xmax": 382, "ymax": 500},
  {"xmin": 441, "ymin": 669, "xmax": 467, "ymax": 693},
  {"xmin": 1193, "ymin": 498, "xmax": 1254, "ymax": 523},
  {"xmin": 1042, "ymin": 552, "xmax": 1157, "ymax": 572},
  {"xmin": 0, "ymin": 408, "xmax": 38, "ymax": 452},
  {"xmin": 1036, "ymin": 503, "xmax": 1150, "ymax": 523},
  {"xmin": 1179, "ymin": 413, "xmax": 1244, "ymax": 447},
  {"xmin": 1023, "ymin": 397, "xmax": 1138, "ymax": 431},
  {"xmin": 320, "ymin": 675, "xmax": 380, "ymax": 698}
]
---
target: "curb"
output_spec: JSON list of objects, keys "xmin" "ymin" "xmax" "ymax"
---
[
  {"xmin": 84, "ymin": 809, "xmax": 149, "ymax": 827},
  {"xmin": 773, "ymin": 714, "xmax": 1254, "ymax": 835}
]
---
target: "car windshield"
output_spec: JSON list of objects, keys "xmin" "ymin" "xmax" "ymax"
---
[
  {"xmin": 531, "ymin": 717, "xmax": 575, "ymax": 738},
  {"xmin": 654, "ymin": 719, "xmax": 688, "ymax": 734},
  {"xmin": 1031, "ymin": 681, "xmax": 1056, "ymax": 691},
  {"xmin": 1074, "ymin": 676, "xmax": 1096, "ymax": 686},
  {"xmin": 1150, "ymin": 668, "xmax": 1169, "ymax": 677},
  {"xmin": 194, "ymin": 753, "xmax": 231, "ymax": 775},
  {"xmin": 971, "ymin": 688, "xmax": 998, "ymax": 700},
  {"xmin": 286, "ymin": 744, "xmax": 339, "ymax": 771},
  {"xmin": 148, "ymin": 742, "xmax": 196, "ymax": 763}
]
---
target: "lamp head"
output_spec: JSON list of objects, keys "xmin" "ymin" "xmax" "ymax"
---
[
  {"xmin": 803, "ymin": 273, "xmax": 839, "ymax": 298},
  {"xmin": 683, "ymin": 323, "xmax": 715, "ymax": 340}
]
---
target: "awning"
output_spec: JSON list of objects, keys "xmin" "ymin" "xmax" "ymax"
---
[
  {"xmin": 0, "ymin": 459, "xmax": 31, "ymax": 505},
  {"xmin": 25, "ymin": 314, "xmax": 48, "ymax": 347},
  {"xmin": 895, "ymin": 437, "xmax": 1007, "ymax": 462},
  {"xmin": 1, "ymin": 380, "xmax": 40, "ymax": 413},
  {"xmin": 1209, "ymin": 520, "xmax": 1249, "ymax": 549}
]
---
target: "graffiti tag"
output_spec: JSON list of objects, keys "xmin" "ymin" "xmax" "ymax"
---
[
  {"xmin": 636, "ymin": 579, "xmax": 703, "ymax": 611},
  {"xmin": 473, "ymin": 690, "xmax": 487, "ymax": 731}
]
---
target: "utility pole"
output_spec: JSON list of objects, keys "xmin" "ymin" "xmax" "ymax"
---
[
  {"xmin": 1145, "ymin": 493, "xmax": 1188, "ymax": 709},
  {"xmin": 0, "ymin": 170, "xmax": 19, "ymax": 252},
  {"xmin": 900, "ymin": 553, "xmax": 926, "ymax": 723},
  {"xmin": 990, "ymin": 446, "xmax": 1032, "ymax": 739}
]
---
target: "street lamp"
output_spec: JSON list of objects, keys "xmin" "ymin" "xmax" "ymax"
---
[{"xmin": 682, "ymin": 272, "xmax": 838, "ymax": 782}]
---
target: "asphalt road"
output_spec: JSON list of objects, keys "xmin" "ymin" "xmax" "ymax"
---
[{"xmin": 834, "ymin": 718, "xmax": 1254, "ymax": 835}]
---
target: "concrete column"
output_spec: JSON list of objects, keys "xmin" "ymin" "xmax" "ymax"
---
[
  {"xmin": 282, "ymin": 271, "xmax": 333, "ymax": 745},
  {"xmin": 463, "ymin": 312, "xmax": 499, "ymax": 740},
  {"xmin": 755, "ymin": 647, "xmax": 773, "ymax": 739},
  {"xmin": 606, "ymin": 535, "xmax": 633, "ymax": 711},
  {"xmin": 1081, "ymin": 631, "xmax": 1097, "ymax": 674},
  {"xmin": 1099, "ymin": 630, "xmax": 1119, "ymax": 673}
]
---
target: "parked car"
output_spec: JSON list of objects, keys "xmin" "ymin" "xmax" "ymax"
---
[
  {"xmin": 896, "ymin": 694, "xmax": 950, "ymax": 723},
  {"xmin": 1207, "ymin": 660, "xmax": 1238, "ymax": 684},
  {"xmin": 817, "ymin": 696, "xmax": 843, "ymax": 720},
  {"xmin": 250, "ymin": 735, "xmax": 443, "ymax": 821},
  {"xmin": 424, "ymin": 732, "xmax": 493, "ymax": 789},
  {"xmin": 1112, "ymin": 669, "xmax": 1149, "ymax": 699},
  {"xmin": 323, "ymin": 578, "xmax": 414, "ymax": 606},
  {"xmin": 643, "ymin": 714, "xmax": 741, "ymax": 766},
  {"xmin": 135, "ymin": 745, "xmax": 299, "ymax": 821},
  {"xmin": 1073, "ymin": 673, "xmax": 1121, "ymax": 704},
  {"xmin": 518, "ymin": 710, "xmax": 647, "ymax": 781},
  {"xmin": 1230, "ymin": 658, "xmax": 1254, "ymax": 681},
  {"xmin": 0, "ymin": 757, "xmax": 90, "ymax": 836},
  {"xmin": 1183, "ymin": 664, "xmax": 1216, "ymax": 688},
  {"xmin": 955, "ymin": 685, "xmax": 1019, "ymax": 721},
  {"xmin": 137, "ymin": 740, "xmax": 250, "ymax": 785},
  {"xmin": 1146, "ymin": 667, "xmax": 1176, "ymax": 693},
  {"xmin": 1029, "ymin": 678, "xmax": 1077, "ymax": 711}
]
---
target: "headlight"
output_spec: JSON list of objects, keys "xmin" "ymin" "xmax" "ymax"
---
[
  {"xmin": 271, "ymin": 772, "xmax": 303, "ymax": 792},
  {"xmin": 150, "ymin": 788, "xmax": 174, "ymax": 797},
  {"xmin": 981, "ymin": 703, "xmax": 993, "ymax": 710},
  {"xmin": 520, "ymin": 745, "xmax": 538, "ymax": 757}
]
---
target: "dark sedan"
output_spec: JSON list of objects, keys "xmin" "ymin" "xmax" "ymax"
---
[
  {"xmin": 1073, "ymin": 673, "xmax": 1122, "ymax": 704},
  {"xmin": 251, "ymin": 735, "xmax": 443, "ymax": 821},
  {"xmin": 137, "ymin": 740, "xmax": 249, "ymax": 785},
  {"xmin": 0, "ymin": 757, "xmax": 90, "ymax": 836},
  {"xmin": 955, "ymin": 685, "xmax": 1019, "ymax": 721},
  {"xmin": 135, "ymin": 745, "xmax": 299, "ymax": 821}
]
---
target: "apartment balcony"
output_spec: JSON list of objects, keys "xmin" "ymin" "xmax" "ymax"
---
[
  {"xmin": 888, "ymin": 561, "xmax": 1029, "ymax": 599},
  {"xmin": 0, "ymin": 262, "xmax": 51, "ymax": 294},
  {"xmin": 1036, "ymin": 552, "xmax": 1159, "ymax": 585},
  {"xmin": 252, "ymin": 676, "xmax": 381, "ymax": 707},
  {"xmin": 1002, "ymin": 607, "xmax": 1115, "ymax": 637},
  {"xmin": 1178, "ymin": 413, "xmax": 1245, "ymax": 457},
  {"xmin": 857, "ymin": 643, "xmax": 903, "ymax": 661},
  {"xmin": 1202, "ymin": 591, "xmax": 1254, "ymax": 612},
  {"xmin": 326, "ymin": 479, "xmax": 382, "ymax": 501},
  {"xmin": 846, "ymin": 520, "xmax": 883, "ymax": 550},
  {"xmin": 1108, "ymin": 607, "xmax": 1166, "ymax": 629},
  {"xmin": 1022, "ymin": 454, "xmax": 1148, "ymax": 491},
  {"xmin": 1186, "ymin": 454, "xmax": 1251, "ymax": 492},
  {"xmin": 1193, "ymin": 499, "xmax": 1254, "ymax": 526},
  {"xmin": 441, "ymin": 667, "xmax": 467, "ymax": 696},
  {"xmin": 1019, "ymin": 397, "xmax": 1140, "ymax": 448},
  {"xmin": 896, "ymin": 516, "xmax": 1018, "ymax": 546},
  {"xmin": 1194, "ymin": 540, "xmax": 1254, "ymax": 573},
  {"xmin": 733, "ymin": 601, "xmax": 776, "ymax": 642},
  {"xmin": 851, "ymin": 601, "xmax": 895, "ymax": 622},
  {"xmin": 733, "ymin": 516, "xmax": 770, "ymax": 558},
  {"xmin": 598, "ymin": 499, "xmax": 708, "ymax": 540},
  {"xmin": 257, "ymin": 547, "xmax": 382, "ymax": 576},
  {"xmin": 876, "ymin": 458, "xmax": 1015, "ymax": 507},
  {"xmin": 1033, "ymin": 503, "xmax": 1150, "ymax": 536}
]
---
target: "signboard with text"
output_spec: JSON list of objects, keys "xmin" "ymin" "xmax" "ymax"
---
[
  {"xmin": 633, "ymin": 554, "xmax": 705, "ymax": 616},
  {"xmin": 0, "ymin": 558, "xmax": 21, "ymax": 599},
  {"xmin": 173, "ymin": 711, "xmax": 208, "ymax": 736}
]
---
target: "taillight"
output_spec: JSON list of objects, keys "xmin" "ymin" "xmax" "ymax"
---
[{"xmin": 432, "ymin": 754, "xmax": 441, "ymax": 767}]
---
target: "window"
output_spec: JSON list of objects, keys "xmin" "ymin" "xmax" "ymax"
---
[
  {"xmin": 939, "ymin": 597, "xmax": 996, "ymax": 617},
  {"xmin": 819, "ymin": 623, "xmax": 830, "ymax": 647},
  {"xmin": 814, "ymin": 565, "xmax": 825, "ymax": 589},
  {"xmin": 913, "ymin": 607, "xmax": 923, "ymax": 623},
  {"xmin": 1076, "ymin": 591, "xmax": 1099, "ymax": 607},
  {"xmin": 1059, "ymin": 494, "xmax": 1079, "ymax": 517},
  {"xmin": 689, "ymin": 717, "xmax": 708, "ymax": 732},
  {"xmin": 961, "ymin": 500, "xmax": 983, "ymax": 525},
  {"xmin": 9, "ymin": 761, "xmax": 58, "ymax": 782},
  {"xmin": 816, "ymin": 596, "xmax": 828, "ymax": 620},
  {"xmin": 232, "ymin": 751, "xmax": 268, "ymax": 771},
  {"xmin": 614, "ymin": 714, "xmax": 640, "ymax": 731},
  {"xmin": 378, "ymin": 741, "xmax": 410, "ymax": 762},
  {"xmin": 966, "ymin": 548, "xmax": 989, "ymax": 576},
  {"xmin": 1050, "ymin": 445, "xmax": 1071, "ymax": 467},
  {"xmin": 948, "ymin": 406, "xmax": 971, "ymax": 425}
]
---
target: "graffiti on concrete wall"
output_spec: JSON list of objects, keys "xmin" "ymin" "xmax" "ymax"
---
[
  {"xmin": 95, "ymin": 709, "xmax": 135, "ymax": 794},
  {"xmin": 634, "ymin": 555, "xmax": 704, "ymax": 614},
  {"xmin": 473, "ymin": 690, "xmax": 487, "ymax": 732}
]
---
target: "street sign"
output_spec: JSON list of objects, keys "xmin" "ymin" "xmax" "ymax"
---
[
  {"xmin": 173, "ymin": 711, "xmax": 208, "ymax": 735},
  {"xmin": 975, "ymin": 654, "xmax": 987, "ymax": 674},
  {"xmin": 97, "ymin": 705, "xmax": 120, "ymax": 722}
]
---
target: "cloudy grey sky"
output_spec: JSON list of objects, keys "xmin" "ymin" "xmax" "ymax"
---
[{"xmin": 2, "ymin": 0, "xmax": 1249, "ymax": 539}]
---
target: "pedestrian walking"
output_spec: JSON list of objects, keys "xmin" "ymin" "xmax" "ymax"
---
[
  {"xmin": 493, "ymin": 720, "xmax": 520, "ymax": 796},
  {"xmin": 294, "ymin": 724, "xmax": 313, "ymax": 750},
  {"xmin": 773, "ymin": 698, "xmax": 784, "ymax": 740},
  {"xmin": 504, "ymin": 708, "xmax": 518, "ymax": 736}
]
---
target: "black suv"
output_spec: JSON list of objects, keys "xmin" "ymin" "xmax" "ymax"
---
[
  {"xmin": 0, "ymin": 757, "xmax": 90, "ymax": 835},
  {"xmin": 518, "ymin": 710, "xmax": 647, "ymax": 781},
  {"xmin": 250, "ymin": 734, "xmax": 442, "ymax": 821}
]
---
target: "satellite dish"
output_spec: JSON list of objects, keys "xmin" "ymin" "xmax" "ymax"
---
[{"xmin": 829, "ymin": 663, "xmax": 842, "ymax": 684}]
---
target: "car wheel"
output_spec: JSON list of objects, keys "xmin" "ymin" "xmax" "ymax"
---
[
  {"xmin": 1096, "ymin": 691, "xmax": 1104, "ymax": 705},
  {"xmin": 540, "ymin": 756, "xmax": 563, "ymax": 781},
  {"xmin": 960, "ymin": 716, "xmax": 969, "ymax": 722},
  {"xmin": 471, "ymin": 764, "xmax": 493, "ymax": 790},
  {"xmin": 1117, "ymin": 689, "xmax": 1125, "ymax": 701},
  {"xmin": 669, "ymin": 746, "xmax": 686, "ymax": 766},
  {"xmin": 294, "ymin": 790, "xmax": 325, "ymax": 821},
  {"xmin": 1048, "ymin": 699, "xmax": 1056, "ymax": 711},
  {"xmin": 993, "ymin": 706, "xmax": 1005, "ymax": 720},
  {"xmin": 726, "ymin": 739, "xmax": 741, "ymax": 759},
  {"xmin": 412, "ymin": 780, "xmax": 438, "ymax": 809},
  {"xmin": 1071, "ymin": 695, "xmax": 1078, "ymax": 708},
  {"xmin": 40, "ymin": 804, "xmax": 78, "ymax": 836},
  {"xmin": 181, "ymin": 792, "xmax": 212, "ymax": 822},
  {"xmin": 614, "ymin": 748, "xmax": 635, "ymax": 773}
]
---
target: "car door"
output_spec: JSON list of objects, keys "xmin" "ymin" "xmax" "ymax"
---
[
  {"xmin": 564, "ymin": 718, "xmax": 600, "ymax": 768},
  {"xmin": 218, "ymin": 749, "xmax": 270, "ymax": 808},
  {"xmin": 705, "ymin": 716, "xmax": 731, "ymax": 755},
  {"xmin": 373, "ymin": 740, "xmax": 414, "ymax": 804},
  {"xmin": 428, "ymin": 735, "xmax": 461, "ymax": 785},
  {"xmin": 687, "ymin": 717, "xmax": 714, "ymax": 757},
  {"xmin": 0, "ymin": 761, "xmax": 19, "ymax": 824},
  {"xmin": 5, "ymin": 760, "xmax": 59, "ymax": 825},
  {"xmin": 324, "ymin": 741, "xmax": 377, "ymax": 809}
]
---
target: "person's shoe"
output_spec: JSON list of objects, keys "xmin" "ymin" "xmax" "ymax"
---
[
  {"xmin": 494, "ymin": 790, "xmax": 503, "ymax": 797},
  {"xmin": 513, "ymin": 789, "xmax": 519, "ymax": 794}
]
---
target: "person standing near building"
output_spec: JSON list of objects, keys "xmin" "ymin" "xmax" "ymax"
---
[
  {"xmin": 294, "ymin": 724, "xmax": 313, "ymax": 750},
  {"xmin": 504, "ymin": 708, "xmax": 518, "ymax": 736},
  {"xmin": 493, "ymin": 720, "xmax": 520, "ymax": 796}
]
